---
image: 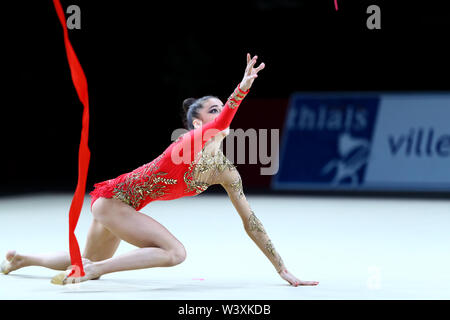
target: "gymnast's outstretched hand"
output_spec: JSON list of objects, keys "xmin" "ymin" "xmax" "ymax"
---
[
  {"xmin": 278, "ymin": 268, "xmax": 319, "ymax": 287},
  {"xmin": 240, "ymin": 53, "xmax": 265, "ymax": 91}
]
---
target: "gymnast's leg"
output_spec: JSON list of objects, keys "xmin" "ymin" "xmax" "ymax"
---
[
  {"xmin": 1, "ymin": 212, "xmax": 121, "ymax": 275},
  {"xmin": 1, "ymin": 250, "xmax": 73, "ymax": 274},
  {"xmin": 56, "ymin": 197, "xmax": 187, "ymax": 284}
]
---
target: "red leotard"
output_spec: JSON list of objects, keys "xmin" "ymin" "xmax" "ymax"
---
[{"xmin": 89, "ymin": 83, "xmax": 249, "ymax": 211}]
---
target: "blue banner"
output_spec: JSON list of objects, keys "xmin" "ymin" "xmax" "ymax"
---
[{"xmin": 272, "ymin": 93, "xmax": 450, "ymax": 191}]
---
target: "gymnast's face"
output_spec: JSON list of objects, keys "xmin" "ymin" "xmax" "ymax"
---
[{"xmin": 193, "ymin": 98, "xmax": 224, "ymax": 129}]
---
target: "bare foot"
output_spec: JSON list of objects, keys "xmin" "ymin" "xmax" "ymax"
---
[
  {"xmin": 278, "ymin": 269, "xmax": 319, "ymax": 287},
  {"xmin": 51, "ymin": 258, "xmax": 101, "ymax": 285},
  {"xmin": 1, "ymin": 250, "xmax": 25, "ymax": 275}
]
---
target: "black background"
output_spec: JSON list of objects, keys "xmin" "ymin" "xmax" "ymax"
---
[{"xmin": 3, "ymin": 0, "xmax": 450, "ymax": 195}]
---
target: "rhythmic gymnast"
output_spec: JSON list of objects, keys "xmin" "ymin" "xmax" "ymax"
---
[{"xmin": 1, "ymin": 54, "xmax": 319, "ymax": 287}]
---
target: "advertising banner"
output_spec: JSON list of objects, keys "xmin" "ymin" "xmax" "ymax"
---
[{"xmin": 272, "ymin": 93, "xmax": 450, "ymax": 191}]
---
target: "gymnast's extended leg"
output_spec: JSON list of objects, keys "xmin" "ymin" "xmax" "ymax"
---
[
  {"xmin": 1, "ymin": 213, "xmax": 121, "ymax": 275},
  {"xmin": 53, "ymin": 197, "xmax": 187, "ymax": 284}
]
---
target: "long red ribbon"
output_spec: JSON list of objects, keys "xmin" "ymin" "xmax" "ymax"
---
[{"xmin": 53, "ymin": 0, "xmax": 90, "ymax": 277}]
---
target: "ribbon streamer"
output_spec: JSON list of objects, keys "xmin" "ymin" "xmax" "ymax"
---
[{"xmin": 52, "ymin": 0, "xmax": 90, "ymax": 277}]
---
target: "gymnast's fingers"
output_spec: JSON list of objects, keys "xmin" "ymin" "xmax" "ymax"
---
[
  {"xmin": 254, "ymin": 62, "xmax": 265, "ymax": 73},
  {"xmin": 247, "ymin": 56, "xmax": 258, "ymax": 75},
  {"xmin": 245, "ymin": 54, "xmax": 254, "ymax": 73}
]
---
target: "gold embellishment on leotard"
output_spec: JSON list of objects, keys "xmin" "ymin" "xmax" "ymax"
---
[
  {"xmin": 152, "ymin": 175, "xmax": 178, "ymax": 185},
  {"xmin": 264, "ymin": 239, "xmax": 284, "ymax": 270},
  {"xmin": 277, "ymin": 257, "xmax": 284, "ymax": 271},
  {"xmin": 228, "ymin": 99, "xmax": 238, "ymax": 109},
  {"xmin": 247, "ymin": 210, "xmax": 285, "ymax": 272},
  {"xmin": 230, "ymin": 176, "xmax": 244, "ymax": 199},
  {"xmin": 184, "ymin": 148, "xmax": 236, "ymax": 194},
  {"xmin": 231, "ymin": 87, "xmax": 246, "ymax": 101},
  {"xmin": 248, "ymin": 211, "xmax": 266, "ymax": 234},
  {"xmin": 112, "ymin": 152, "xmax": 178, "ymax": 209},
  {"xmin": 227, "ymin": 85, "xmax": 247, "ymax": 109},
  {"xmin": 265, "ymin": 239, "xmax": 276, "ymax": 257}
]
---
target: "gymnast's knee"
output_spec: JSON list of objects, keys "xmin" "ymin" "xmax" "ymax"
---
[{"xmin": 168, "ymin": 246, "xmax": 187, "ymax": 266}]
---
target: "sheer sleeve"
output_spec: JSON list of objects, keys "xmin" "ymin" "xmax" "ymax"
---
[{"xmin": 219, "ymin": 167, "xmax": 286, "ymax": 273}]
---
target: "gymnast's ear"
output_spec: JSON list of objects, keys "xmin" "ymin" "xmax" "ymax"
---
[{"xmin": 192, "ymin": 118, "xmax": 203, "ymax": 129}]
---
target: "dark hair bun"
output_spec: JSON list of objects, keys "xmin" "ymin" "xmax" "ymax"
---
[{"xmin": 182, "ymin": 98, "xmax": 197, "ymax": 114}]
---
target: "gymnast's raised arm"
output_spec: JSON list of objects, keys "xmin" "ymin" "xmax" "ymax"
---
[
  {"xmin": 176, "ymin": 54, "xmax": 265, "ymax": 151},
  {"xmin": 200, "ymin": 53, "xmax": 264, "ymax": 133}
]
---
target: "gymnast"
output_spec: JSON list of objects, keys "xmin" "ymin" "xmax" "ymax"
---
[{"xmin": 1, "ymin": 54, "xmax": 319, "ymax": 287}]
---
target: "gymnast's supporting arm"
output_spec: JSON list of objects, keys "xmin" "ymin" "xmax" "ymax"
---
[
  {"xmin": 221, "ymin": 171, "xmax": 285, "ymax": 270},
  {"xmin": 214, "ymin": 55, "xmax": 318, "ymax": 286},
  {"xmin": 245, "ymin": 210, "xmax": 287, "ymax": 273},
  {"xmin": 220, "ymin": 169, "xmax": 307, "ymax": 286}
]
